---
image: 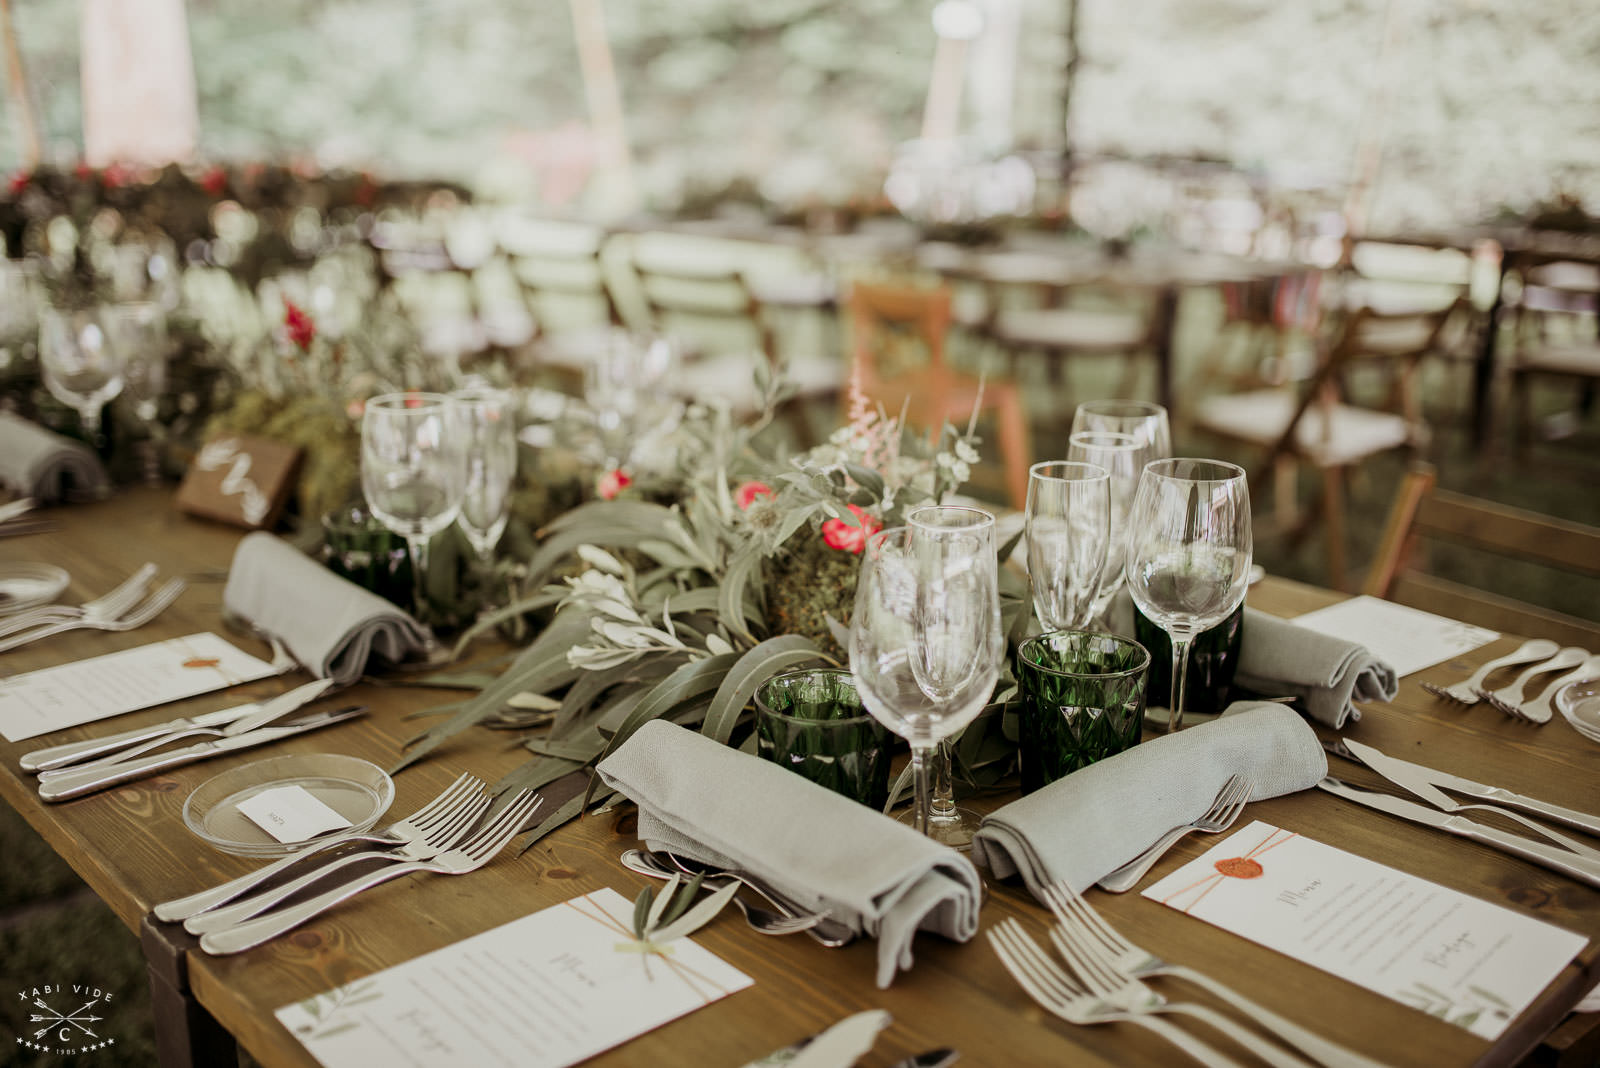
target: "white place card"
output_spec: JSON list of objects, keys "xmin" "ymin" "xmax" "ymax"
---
[
  {"xmin": 0, "ymin": 633, "xmax": 278, "ymax": 742},
  {"xmin": 277, "ymin": 887, "xmax": 754, "ymax": 1068},
  {"xmin": 1144, "ymin": 821, "xmax": 1587, "ymax": 1039},
  {"xmin": 1293, "ymin": 595, "xmax": 1498, "ymax": 677},
  {"xmin": 236, "ymin": 785, "xmax": 352, "ymax": 844}
]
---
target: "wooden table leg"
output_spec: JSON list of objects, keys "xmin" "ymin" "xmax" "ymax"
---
[{"xmin": 140, "ymin": 914, "xmax": 238, "ymax": 1068}]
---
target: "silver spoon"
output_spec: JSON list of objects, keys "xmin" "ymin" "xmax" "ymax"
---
[{"xmin": 618, "ymin": 850, "xmax": 823, "ymax": 937}]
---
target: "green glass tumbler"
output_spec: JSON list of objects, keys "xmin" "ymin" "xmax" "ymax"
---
[
  {"xmin": 1018, "ymin": 630, "xmax": 1151, "ymax": 793},
  {"xmin": 1134, "ymin": 601, "xmax": 1244, "ymax": 720},
  {"xmin": 755, "ymin": 667, "xmax": 891, "ymax": 810},
  {"xmin": 320, "ymin": 504, "xmax": 414, "ymax": 609}
]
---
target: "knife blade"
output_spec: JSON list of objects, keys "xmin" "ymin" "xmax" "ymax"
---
[
  {"xmin": 1334, "ymin": 737, "xmax": 1600, "ymax": 838},
  {"xmin": 37, "ymin": 705, "xmax": 366, "ymax": 802},
  {"xmin": 1317, "ymin": 777, "xmax": 1600, "ymax": 889}
]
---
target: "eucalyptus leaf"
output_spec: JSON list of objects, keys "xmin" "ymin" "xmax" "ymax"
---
[
  {"xmin": 658, "ymin": 872, "xmax": 705, "ymax": 927},
  {"xmin": 632, "ymin": 887, "xmax": 653, "ymax": 939},
  {"xmin": 649, "ymin": 880, "xmax": 742, "ymax": 943},
  {"xmin": 701, "ymin": 634, "xmax": 827, "ymax": 744},
  {"xmin": 646, "ymin": 874, "xmax": 681, "ymax": 932}
]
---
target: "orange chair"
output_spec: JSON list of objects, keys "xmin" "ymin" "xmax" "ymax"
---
[{"xmin": 847, "ymin": 280, "xmax": 1031, "ymax": 509}]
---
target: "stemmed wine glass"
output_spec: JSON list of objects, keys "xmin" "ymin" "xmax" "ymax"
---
[
  {"xmin": 360, "ymin": 392, "xmax": 468, "ymax": 619},
  {"xmin": 105, "ymin": 302, "xmax": 170, "ymax": 483},
  {"xmin": 1066, "ymin": 431, "xmax": 1161, "ymax": 626},
  {"xmin": 38, "ymin": 307, "xmax": 126, "ymax": 447},
  {"xmin": 451, "ymin": 384, "xmax": 518, "ymax": 568},
  {"xmin": 584, "ymin": 331, "xmax": 677, "ymax": 468},
  {"xmin": 1024, "ymin": 461, "xmax": 1112, "ymax": 631},
  {"xmin": 1071, "ymin": 398, "xmax": 1172, "ymax": 456},
  {"xmin": 851, "ymin": 507, "xmax": 1002, "ymax": 840},
  {"xmin": 1124, "ymin": 459, "xmax": 1253, "ymax": 732}
]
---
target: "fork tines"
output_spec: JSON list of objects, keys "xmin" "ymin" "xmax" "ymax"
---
[{"xmin": 1473, "ymin": 689, "xmax": 1542, "ymax": 723}]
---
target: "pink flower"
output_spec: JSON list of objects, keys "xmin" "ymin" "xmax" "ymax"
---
[
  {"xmin": 283, "ymin": 298, "xmax": 316, "ymax": 351},
  {"xmin": 821, "ymin": 504, "xmax": 882, "ymax": 554},
  {"xmin": 200, "ymin": 165, "xmax": 228, "ymax": 197},
  {"xmin": 598, "ymin": 469, "xmax": 632, "ymax": 500},
  {"xmin": 735, "ymin": 481, "xmax": 774, "ymax": 510},
  {"xmin": 7, "ymin": 171, "xmax": 29, "ymax": 196}
]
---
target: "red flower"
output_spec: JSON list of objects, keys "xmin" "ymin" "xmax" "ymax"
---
[
  {"xmin": 355, "ymin": 172, "xmax": 378, "ymax": 207},
  {"xmin": 201, "ymin": 165, "xmax": 228, "ymax": 197},
  {"xmin": 735, "ymin": 481, "xmax": 774, "ymax": 510},
  {"xmin": 821, "ymin": 504, "xmax": 882, "ymax": 554},
  {"xmin": 100, "ymin": 162, "xmax": 135, "ymax": 189},
  {"xmin": 283, "ymin": 298, "xmax": 316, "ymax": 351},
  {"xmin": 7, "ymin": 171, "xmax": 28, "ymax": 196},
  {"xmin": 74, "ymin": 162, "xmax": 93, "ymax": 181},
  {"xmin": 598, "ymin": 469, "xmax": 632, "ymax": 500}
]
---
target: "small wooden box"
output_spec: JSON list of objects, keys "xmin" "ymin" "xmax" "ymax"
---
[{"xmin": 175, "ymin": 434, "xmax": 301, "ymax": 530}]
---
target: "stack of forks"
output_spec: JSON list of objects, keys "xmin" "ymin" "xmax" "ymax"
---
[
  {"xmin": 989, "ymin": 881, "xmax": 1384, "ymax": 1068},
  {"xmin": 1422, "ymin": 638, "xmax": 1600, "ymax": 723},
  {"xmin": 0, "ymin": 563, "xmax": 187, "ymax": 654}
]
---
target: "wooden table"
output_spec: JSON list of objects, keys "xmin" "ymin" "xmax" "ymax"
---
[{"xmin": 3, "ymin": 487, "xmax": 1598, "ymax": 1067}]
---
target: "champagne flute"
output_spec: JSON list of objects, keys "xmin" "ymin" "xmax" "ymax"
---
[
  {"xmin": 1066, "ymin": 431, "xmax": 1160, "ymax": 625},
  {"xmin": 1071, "ymin": 398, "xmax": 1172, "ymax": 456},
  {"xmin": 39, "ymin": 306, "xmax": 126, "ymax": 447},
  {"xmin": 1024, "ymin": 461, "xmax": 1111, "ymax": 631},
  {"xmin": 451, "ymin": 384, "xmax": 518, "ymax": 566},
  {"xmin": 360, "ymin": 392, "xmax": 468, "ymax": 619},
  {"xmin": 851, "ymin": 508, "xmax": 1002, "ymax": 839},
  {"xmin": 1125, "ymin": 458, "xmax": 1253, "ymax": 732}
]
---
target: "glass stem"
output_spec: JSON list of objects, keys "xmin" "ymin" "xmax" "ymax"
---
[
  {"xmin": 404, "ymin": 533, "xmax": 431, "ymax": 620},
  {"xmin": 929, "ymin": 739, "xmax": 957, "ymax": 822},
  {"xmin": 1168, "ymin": 635, "xmax": 1193, "ymax": 733},
  {"xmin": 80, "ymin": 405, "xmax": 103, "ymax": 451},
  {"xmin": 910, "ymin": 744, "xmax": 933, "ymax": 837}
]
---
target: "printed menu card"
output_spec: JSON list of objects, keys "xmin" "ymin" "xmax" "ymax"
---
[
  {"xmin": 0, "ymin": 633, "xmax": 278, "ymax": 742},
  {"xmin": 277, "ymin": 887, "xmax": 754, "ymax": 1068},
  {"xmin": 1144, "ymin": 821, "xmax": 1587, "ymax": 1039}
]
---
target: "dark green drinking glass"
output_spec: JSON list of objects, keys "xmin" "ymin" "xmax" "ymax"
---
[
  {"xmin": 1018, "ymin": 630, "xmax": 1151, "ymax": 793},
  {"xmin": 320, "ymin": 504, "xmax": 414, "ymax": 609},
  {"xmin": 755, "ymin": 668, "xmax": 891, "ymax": 810},
  {"xmin": 1134, "ymin": 601, "xmax": 1244, "ymax": 720}
]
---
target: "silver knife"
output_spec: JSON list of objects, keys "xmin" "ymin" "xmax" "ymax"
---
[
  {"xmin": 38, "ymin": 705, "xmax": 366, "ymax": 802},
  {"xmin": 23, "ymin": 677, "xmax": 337, "ymax": 775},
  {"xmin": 1317, "ymin": 777, "xmax": 1600, "ymax": 889},
  {"xmin": 1333, "ymin": 737, "xmax": 1600, "ymax": 838}
]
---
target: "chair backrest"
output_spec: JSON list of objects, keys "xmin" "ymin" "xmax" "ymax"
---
[
  {"xmin": 1364, "ymin": 462, "xmax": 1600, "ymax": 648},
  {"xmin": 628, "ymin": 255, "xmax": 772, "ymax": 361},
  {"xmin": 501, "ymin": 217, "xmax": 621, "ymax": 334},
  {"xmin": 848, "ymin": 279, "xmax": 953, "ymax": 386}
]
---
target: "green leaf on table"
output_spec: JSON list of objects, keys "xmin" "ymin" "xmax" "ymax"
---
[
  {"xmin": 701, "ymin": 634, "xmax": 828, "ymax": 744},
  {"xmin": 632, "ymin": 887, "xmax": 653, "ymax": 940}
]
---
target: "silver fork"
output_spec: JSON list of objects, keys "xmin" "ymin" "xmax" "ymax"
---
[
  {"xmin": 185, "ymin": 786, "xmax": 493, "ymax": 934},
  {"xmin": 0, "ymin": 577, "xmax": 185, "ymax": 653},
  {"xmin": 1046, "ymin": 922, "xmax": 1314, "ymax": 1068},
  {"xmin": 153, "ymin": 773, "xmax": 487, "ymax": 922},
  {"xmin": 1420, "ymin": 638, "xmax": 1559, "ymax": 705},
  {"xmin": 0, "ymin": 562, "xmax": 158, "ymax": 639},
  {"xmin": 1099, "ymin": 775, "xmax": 1253, "ymax": 892},
  {"xmin": 987, "ymin": 918, "xmax": 1241, "ymax": 1068},
  {"xmin": 1476, "ymin": 646, "xmax": 1587, "ymax": 719},
  {"xmin": 1483, "ymin": 653, "xmax": 1600, "ymax": 724},
  {"xmin": 199, "ymin": 790, "xmax": 543, "ymax": 955},
  {"xmin": 1038, "ymin": 882, "xmax": 1386, "ymax": 1068}
]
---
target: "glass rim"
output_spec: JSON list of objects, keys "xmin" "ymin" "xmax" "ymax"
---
[
  {"xmin": 1075, "ymin": 399, "xmax": 1168, "ymax": 420},
  {"xmin": 906, "ymin": 504, "xmax": 996, "ymax": 532},
  {"xmin": 365, "ymin": 390, "xmax": 454, "ymax": 411},
  {"xmin": 754, "ymin": 667, "xmax": 876, "ymax": 726},
  {"xmin": 1018, "ymin": 628, "xmax": 1152, "ymax": 680},
  {"xmin": 1141, "ymin": 457, "xmax": 1247, "ymax": 483},
  {"xmin": 1068, "ymin": 430, "xmax": 1142, "ymax": 452},
  {"xmin": 1029, "ymin": 460, "xmax": 1110, "ymax": 484}
]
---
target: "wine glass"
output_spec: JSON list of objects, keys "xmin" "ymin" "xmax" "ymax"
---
[
  {"xmin": 360, "ymin": 392, "xmax": 468, "ymax": 618},
  {"xmin": 851, "ymin": 507, "xmax": 1002, "ymax": 840},
  {"xmin": 1071, "ymin": 398, "xmax": 1172, "ymax": 457},
  {"xmin": 583, "ymin": 330, "xmax": 678, "ymax": 468},
  {"xmin": 38, "ymin": 306, "xmax": 126, "ymax": 446},
  {"xmin": 105, "ymin": 302, "xmax": 170, "ymax": 483},
  {"xmin": 1066, "ymin": 431, "xmax": 1160, "ymax": 625},
  {"xmin": 451, "ymin": 384, "xmax": 518, "ymax": 566},
  {"xmin": 1024, "ymin": 461, "xmax": 1111, "ymax": 631},
  {"xmin": 1125, "ymin": 458, "xmax": 1253, "ymax": 733}
]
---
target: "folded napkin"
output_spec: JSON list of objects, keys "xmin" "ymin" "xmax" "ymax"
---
[
  {"xmin": 970, "ymin": 702, "xmax": 1326, "ymax": 901},
  {"xmin": 223, "ymin": 531, "xmax": 431, "ymax": 686},
  {"xmin": 595, "ymin": 720, "xmax": 984, "ymax": 989},
  {"xmin": 1233, "ymin": 607, "xmax": 1397, "ymax": 729},
  {"xmin": 0, "ymin": 412, "xmax": 109, "ymax": 503}
]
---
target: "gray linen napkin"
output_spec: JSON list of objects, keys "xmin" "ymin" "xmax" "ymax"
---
[
  {"xmin": 223, "ymin": 531, "xmax": 431, "ymax": 686},
  {"xmin": 0, "ymin": 412, "xmax": 109, "ymax": 503},
  {"xmin": 969, "ymin": 702, "xmax": 1325, "ymax": 901},
  {"xmin": 595, "ymin": 719, "xmax": 984, "ymax": 989},
  {"xmin": 1233, "ymin": 607, "xmax": 1397, "ymax": 729}
]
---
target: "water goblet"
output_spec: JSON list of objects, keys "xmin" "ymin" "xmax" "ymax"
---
[
  {"xmin": 1024, "ymin": 461, "xmax": 1111, "ymax": 632},
  {"xmin": 450, "ymin": 384, "xmax": 518, "ymax": 567},
  {"xmin": 39, "ymin": 306, "xmax": 126, "ymax": 447},
  {"xmin": 850, "ymin": 508, "xmax": 1002, "ymax": 840},
  {"xmin": 105, "ymin": 302, "xmax": 170, "ymax": 482},
  {"xmin": 1067, "ymin": 430, "xmax": 1160, "ymax": 625},
  {"xmin": 1125, "ymin": 458, "xmax": 1253, "ymax": 732},
  {"xmin": 360, "ymin": 392, "xmax": 468, "ymax": 619},
  {"xmin": 1071, "ymin": 398, "xmax": 1172, "ymax": 457}
]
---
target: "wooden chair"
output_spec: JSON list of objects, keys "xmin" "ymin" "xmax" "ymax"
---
[
  {"xmin": 501, "ymin": 217, "xmax": 622, "ymax": 391},
  {"xmin": 1365, "ymin": 463, "xmax": 1600, "ymax": 649},
  {"xmin": 1505, "ymin": 259, "xmax": 1600, "ymax": 452},
  {"xmin": 848, "ymin": 280, "xmax": 1031, "ymax": 509},
  {"xmin": 1192, "ymin": 298, "xmax": 1465, "ymax": 590}
]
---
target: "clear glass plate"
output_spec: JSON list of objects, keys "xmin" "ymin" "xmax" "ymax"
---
[
  {"xmin": 183, "ymin": 753, "xmax": 394, "ymax": 857},
  {"xmin": 0, "ymin": 563, "xmax": 70, "ymax": 615},
  {"xmin": 1553, "ymin": 677, "xmax": 1600, "ymax": 740}
]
